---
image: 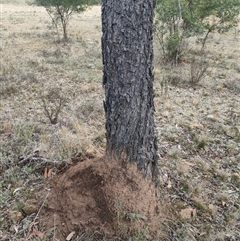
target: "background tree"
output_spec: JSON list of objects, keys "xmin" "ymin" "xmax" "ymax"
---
[
  {"xmin": 196, "ymin": 0, "xmax": 240, "ymax": 50},
  {"xmin": 102, "ymin": 0, "xmax": 159, "ymax": 181},
  {"xmin": 28, "ymin": 0, "xmax": 98, "ymax": 41},
  {"xmin": 155, "ymin": 0, "xmax": 240, "ymax": 64}
]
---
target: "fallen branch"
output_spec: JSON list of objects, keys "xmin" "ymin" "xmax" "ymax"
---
[{"xmin": 18, "ymin": 153, "xmax": 71, "ymax": 170}]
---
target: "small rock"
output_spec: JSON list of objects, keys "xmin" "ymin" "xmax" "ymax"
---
[
  {"xmin": 207, "ymin": 115, "xmax": 216, "ymax": 121},
  {"xmin": 22, "ymin": 199, "xmax": 38, "ymax": 215}
]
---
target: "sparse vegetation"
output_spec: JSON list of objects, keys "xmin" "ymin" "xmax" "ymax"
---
[
  {"xmin": 154, "ymin": 0, "xmax": 240, "ymax": 64},
  {"xmin": 0, "ymin": 1, "xmax": 240, "ymax": 241},
  {"xmin": 40, "ymin": 88, "xmax": 66, "ymax": 124},
  {"xmin": 27, "ymin": 0, "xmax": 96, "ymax": 41},
  {"xmin": 189, "ymin": 54, "xmax": 209, "ymax": 86}
]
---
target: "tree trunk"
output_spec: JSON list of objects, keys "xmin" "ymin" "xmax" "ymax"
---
[
  {"xmin": 57, "ymin": 6, "xmax": 68, "ymax": 41},
  {"xmin": 62, "ymin": 21, "xmax": 68, "ymax": 41},
  {"xmin": 102, "ymin": 0, "xmax": 158, "ymax": 181}
]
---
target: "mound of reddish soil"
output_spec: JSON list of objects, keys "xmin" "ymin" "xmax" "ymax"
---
[{"xmin": 40, "ymin": 157, "xmax": 165, "ymax": 240}]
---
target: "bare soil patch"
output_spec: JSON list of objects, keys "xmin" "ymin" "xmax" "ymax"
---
[{"xmin": 40, "ymin": 157, "xmax": 164, "ymax": 240}]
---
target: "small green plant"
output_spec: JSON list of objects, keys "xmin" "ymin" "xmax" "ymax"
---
[
  {"xmin": 165, "ymin": 33, "xmax": 184, "ymax": 64},
  {"xmin": 133, "ymin": 226, "xmax": 149, "ymax": 241},
  {"xmin": 115, "ymin": 198, "xmax": 123, "ymax": 225},
  {"xmin": 113, "ymin": 198, "xmax": 150, "ymax": 240},
  {"xmin": 168, "ymin": 146, "xmax": 181, "ymax": 159},
  {"xmin": 196, "ymin": 135, "xmax": 208, "ymax": 149}
]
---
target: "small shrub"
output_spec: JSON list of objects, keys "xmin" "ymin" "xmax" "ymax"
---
[
  {"xmin": 165, "ymin": 33, "xmax": 182, "ymax": 64},
  {"xmin": 40, "ymin": 88, "xmax": 66, "ymax": 124},
  {"xmin": 0, "ymin": 83, "xmax": 18, "ymax": 97},
  {"xmin": 189, "ymin": 57, "xmax": 208, "ymax": 86},
  {"xmin": 224, "ymin": 78, "xmax": 240, "ymax": 94}
]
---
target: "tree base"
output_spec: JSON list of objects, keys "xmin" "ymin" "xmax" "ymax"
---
[{"xmin": 39, "ymin": 157, "xmax": 166, "ymax": 240}]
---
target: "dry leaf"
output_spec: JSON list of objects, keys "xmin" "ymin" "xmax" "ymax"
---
[
  {"xmin": 192, "ymin": 196, "xmax": 200, "ymax": 202},
  {"xmin": 182, "ymin": 160, "xmax": 196, "ymax": 167},
  {"xmin": 3, "ymin": 123, "xmax": 12, "ymax": 134},
  {"xmin": 44, "ymin": 167, "xmax": 48, "ymax": 178},
  {"xmin": 47, "ymin": 168, "xmax": 54, "ymax": 178},
  {"xmin": 27, "ymin": 230, "xmax": 44, "ymax": 240},
  {"xmin": 8, "ymin": 211, "xmax": 23, "ymax": 222},
  {"xmin": 13, "ymin": 187, "xmax": 23, "ymax": 195},
  {"xmin": 187, "ymin": 229, "xmax": 197, "ymax": 241},
  {"xmin": 16, "ymin": 211, "xmax": 23, "ymax": 221},
  {"xmin": 66, "ymin": 231, "xmax": 75, "ymax": 241},
  {"xmin": 189, "ymin": 123, "xmax": 204, "ymax": 130},
  {"xmin": 162, "ymin": 141, "xmax": 169, "ymax": 145},
  {"xmin": 167, "ymin": 180, "xmax": 172, "ymax": 188},
  {"xmin": 208, "ymin": 204, "xmax": 217, "ymax": 214},
  {"xmin": 31, "ymin": 230, "xmax": 44, "ymax": 239}
]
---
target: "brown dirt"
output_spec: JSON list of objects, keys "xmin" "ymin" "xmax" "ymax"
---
[{"xmin": 39, "ymin": 157, "xmax": 165, "ymax": 240}]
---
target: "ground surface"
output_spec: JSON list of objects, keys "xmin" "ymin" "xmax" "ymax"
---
[{"xmin": 0, "ymin": 1, "xmax": 240, "ymax": 241}]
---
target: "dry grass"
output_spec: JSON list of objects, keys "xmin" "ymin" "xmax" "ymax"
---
[{"xmin": 0, "ymin": 1, "xmax": 240, "ymax": 240}]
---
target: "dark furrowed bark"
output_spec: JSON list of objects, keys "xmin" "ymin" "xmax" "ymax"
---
[{"xmin": 102, "ymin": 0, "xmax": 158, "ymax": 181}]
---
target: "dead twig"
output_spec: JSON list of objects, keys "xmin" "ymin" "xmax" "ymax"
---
[
  {"xmin": 18, "ymin": 153, "xmax": 71, "ymax": 170},
  {"xmin": 24, "ymin": 191, "xmax": 50, "ymax": 241}
]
